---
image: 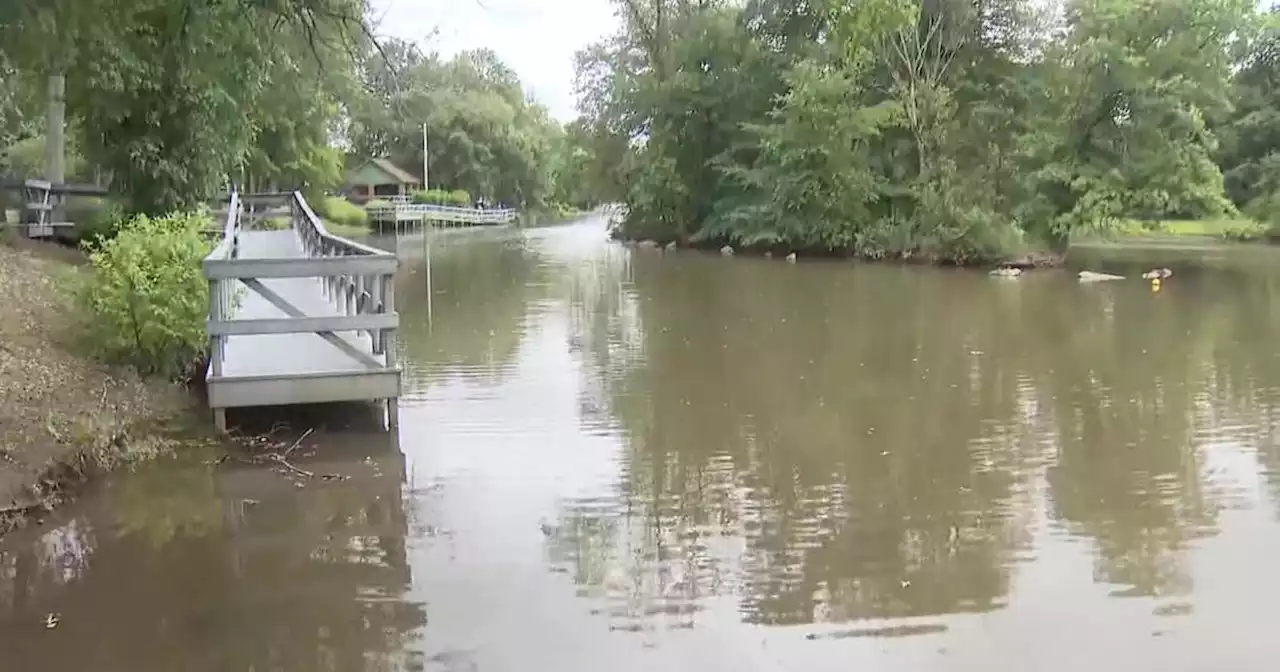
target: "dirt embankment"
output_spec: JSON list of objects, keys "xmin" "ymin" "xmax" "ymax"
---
[{"xmin": 0, "ymin": 237, "xmax": 194, "ymax": 535}]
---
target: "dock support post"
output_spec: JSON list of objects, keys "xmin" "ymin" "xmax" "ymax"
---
[
  {"xmin": 381, "ymin": 272, "xmax": 398, "ymax": 433},
  {"xmin": 213, "ymin": 408, "xmax": 227, "ymax": 434}
]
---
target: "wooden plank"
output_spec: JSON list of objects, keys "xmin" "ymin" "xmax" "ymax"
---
[
  {"xmin": 48, "ymin": 183, "xmax": 108, "ymax": 196},
  {"xmin": 240, "ymin": 277, "xmax": 384, "ymax": 369},
  {"xmin": 206, "ymin": 369, "xmax": 400, "ymax": 408},
  {"xmin": 203, "ymin": 255, "xmax": 397, "ymax": 279},
  {"xmin": 208, "ymin": 313, "xmax": 398, "ymax": 336}
]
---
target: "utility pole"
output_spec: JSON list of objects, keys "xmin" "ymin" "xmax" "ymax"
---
[{"xmin": 421, "ymin": 122, "xmax": 429, "ymax": 191}]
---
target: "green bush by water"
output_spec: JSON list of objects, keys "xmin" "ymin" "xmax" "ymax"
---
[
  {"xmin": 313, "ymin": 196, "xmax": 368, "ymax": 229},
  {"xmin": 76, "ymin": 211, "xmax": 211, "ymax": 379},
  {"xmin": 411, "ymin": 189, "xmax": 472, "ymax": 207}
]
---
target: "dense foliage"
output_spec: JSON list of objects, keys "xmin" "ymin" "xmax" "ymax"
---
[
  {"xmin": 8, "ymin": 0, "xmax": 1278, "ymax": 264},
  {"xmin": 347, "ymin": 40, "xmax": 610, "ymax": 213},
  {"xmin": 0, "ymin": 0, "xmax": 372, "ymax": 214},
  {"xmin": 575, "ymin": 0, "xmax": 1274, "ymax": 262},
  {"xmin": 0, "ymin": 0, "xmax": 609, "ymax": 220},
  {"xmin": 77, "ymin": 211, "xmax": 211, "ymax": 378},
  {"xmin": 313, "ymin": 195, "xmax": 368, "ymax": 229},
  {"xmin": 411, "ymin": 188, "xmax": 473, "ymax": 207}
]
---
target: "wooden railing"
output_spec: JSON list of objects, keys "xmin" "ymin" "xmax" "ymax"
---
[
  {"xmin": 0, "ymin": 178, "xmax": 110, "ymax": 238},
  {"xmin": 202, "ymin": 190, "xmax": 400, "ymax": 380}
]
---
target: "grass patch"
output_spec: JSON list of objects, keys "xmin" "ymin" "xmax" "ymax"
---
[
  {"xmin": 321, "ymin": 219, "xmax": 370, "ymax": 238},
  {"xmin": 255, "ymin": 214, "xmax": 367, "ymax": 239},
  {"xmin": 1116, "ymin": 218, "xmax": 1259, "ymax": 236},
  {"xmin": 313, "ymin": 195, "xmax": 368, "ymax": 230},
  {"xmin": 1075, "ymin": 217, "xmax": 1272, "ymax": 245}
]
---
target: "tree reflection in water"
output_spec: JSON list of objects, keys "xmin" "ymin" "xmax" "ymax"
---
[
  {"xmin": 544, "ymin": 250, "xmax": 1280, "ymax": 629},
  {"xmin": 397, "ymin": 232, "xmax": 550, "ymax": 395},
  {"xmin": 0, "ymin": 435, "xmax": 424, "ymax": 672}
]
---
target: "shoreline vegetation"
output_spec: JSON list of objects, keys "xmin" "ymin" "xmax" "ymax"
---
[
  {"xmin": 616, "ymin": 215, "xmax": 1280, "ymax": 265},
  {"xmin": 0, "ymin": 234, "xmax": 205, "ymax": 536},
  {"xmin": 2, "ymin": 0, "xmax": 613, "ymax": 537},
  {"xmin": 575, "ymin": 1, "xmax": 1280, "ymax": 267}
]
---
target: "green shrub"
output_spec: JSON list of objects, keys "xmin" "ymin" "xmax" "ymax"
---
[
  {"xmin": 68, "ymin": 197, "xmax": 126, "ymax": 246},
  {"xmin": 314, "ymin": 195, "xmax": 368, "ymax": 228},
  {"xmin": 77, "ymin": 211, "xmax": 211, "ymax": 379},
  {"xmin": 410, "ymin": 188, "xmax": 472, "ymax": 207},
  {"xmin": 447, "ymin": 189, "xmax": 472, "ymax": 207},
  {"xmin": 1222, "ymin": 223, "xmax": 1265, "ymax": 242},
  {"xmin": 257, "ymin": 216, "xmax": 290, "ymax": 231}
]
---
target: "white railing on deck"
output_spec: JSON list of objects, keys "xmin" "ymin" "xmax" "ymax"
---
[
  {"xmin": 366, "ymin": 200, "xmax": 518, "ymax": 225},
  {"xmin": 202, "ymin": 191, "xmax": 400, "ymax": 379},
  {"xmin": 207, "ymin": 190, "xmax": 242, "ymax": 261}
]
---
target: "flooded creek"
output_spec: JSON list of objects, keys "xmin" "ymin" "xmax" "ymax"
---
[{"xmin": 5, "ymin": 219, "xmax": 1280, "ymax": 670}]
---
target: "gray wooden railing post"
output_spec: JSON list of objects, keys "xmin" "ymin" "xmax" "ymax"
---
[{"xmin": 381, "ymin": 273, "xmax": 398, "ymax": 429}]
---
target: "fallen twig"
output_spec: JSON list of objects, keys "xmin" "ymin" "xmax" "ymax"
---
[
  {"xmin": 275, "ymin": 458, "xmax": 314, "ymax": 479},
  {"xmin": 283, "ymin": 427, "xmax": 314, "ymax": 458},
  {"xmin": 219, "ymin": 427, "xmax": 316, "ymax": 480},
  {"xmin": 0, "ymin": 501, "xmax": 46, "ymax": 517}
]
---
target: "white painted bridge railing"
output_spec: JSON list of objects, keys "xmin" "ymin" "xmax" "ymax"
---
[
  {"xmin": 366, "ymin": 199, "xmax": 518, "ymax": 225},
  {"xmin": 202, "ymin": 190, "xmax": 402, "ymax": 431}
]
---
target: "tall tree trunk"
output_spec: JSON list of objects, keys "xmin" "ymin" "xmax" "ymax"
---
[{"xmin": 44, "ymin": 73, "xmax": 65, "ymax": 184}]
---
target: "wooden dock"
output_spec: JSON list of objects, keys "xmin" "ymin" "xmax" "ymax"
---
[
  {"xmin": 367, "ymin": 198, "xmax": 518, "ymax": 227},
  {"xmin": 203, "ymin": 192, "xmax": 401, "ymax": 432}
]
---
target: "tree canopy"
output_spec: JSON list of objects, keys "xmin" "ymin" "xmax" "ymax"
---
[
  {"xmin": 573, "ymin": 0, "xmax": 1274, "ymax": 263},
  {"xmin": 0, "ymin": 0, "xmax": 606, "ymax": 216}
]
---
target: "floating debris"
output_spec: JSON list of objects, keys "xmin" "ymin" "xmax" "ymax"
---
[
  {"xmin": 806, "ymin": 623, "xmax": 947, "ymax": 640},
  {"xmin": 1077, "ymin": 270, "xmax": 1125, "ymax": 282}
]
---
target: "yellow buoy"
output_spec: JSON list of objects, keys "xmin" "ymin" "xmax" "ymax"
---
[{"xmin": 1151, "ymin": 278, "xmax": 1161, "ymax": 292}]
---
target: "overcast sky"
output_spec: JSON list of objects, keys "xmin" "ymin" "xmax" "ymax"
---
[{"xmin": 366, "ymin": 0, "xmax": 619, "ymax": 121}]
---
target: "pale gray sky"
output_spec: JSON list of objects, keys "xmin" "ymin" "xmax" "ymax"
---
[{"xmin": 367, "ymin": 0, "xmax": 619, "ymax": 121}]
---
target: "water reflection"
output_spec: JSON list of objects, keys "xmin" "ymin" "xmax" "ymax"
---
[
  {"xmin": 0, "ymin": 434, "xmax": 422, "ymax": 671},
  {"xmin": 396, "ymin": 232, "xmax": 550, "ymax": 395},
  {"xmin": 6, "ymin": 222, "xmax": 1280, "ymax": 670},
  {"xmin": 557, "ymin": 258, "xmax": 1042, "ymax": 627}
]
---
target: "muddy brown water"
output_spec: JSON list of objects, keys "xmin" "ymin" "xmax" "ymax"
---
[{"xmin": 5, "ymin": 221, "xmax": 1280, "ymax": 670}]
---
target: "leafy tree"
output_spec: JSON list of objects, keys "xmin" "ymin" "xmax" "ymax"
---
[
  {"xmin": 348, "ymin": 40, "xmax": 562, "ymax": 209},
  {"xmin": 576, "ymin": 0, "xmax": 1256, "ymax": 262},
  {"xmin": 0, "ymin": 0, "xmax": 368, "ymax": 214},
  {"xmin": 1219, "ymin": 9, "xmax": 1280, "ymax": 223}
]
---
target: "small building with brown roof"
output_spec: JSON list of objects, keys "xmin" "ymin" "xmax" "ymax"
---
[{"xmin": 344, "ymin": 158, "xmax": 421, "ymax": 202}]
